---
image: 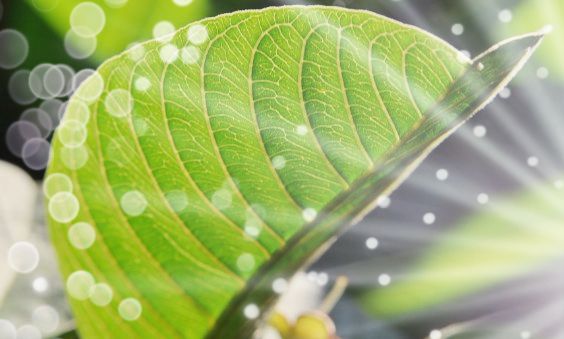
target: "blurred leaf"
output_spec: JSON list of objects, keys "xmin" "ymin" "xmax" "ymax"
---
[
  {"xmin": 45, "ymin": 6, "xmax": 541, "ymax": 339},
  {"xmin": 26, "ymin": 0, "xmax": 211, "ymax": 61},
  {"xmin": 360, "ymin": 181, "xmax": 564, "ymax": 318},
  {"xmin": 0, "ymin": 161, "xmax": 38, "ymax": 305}
]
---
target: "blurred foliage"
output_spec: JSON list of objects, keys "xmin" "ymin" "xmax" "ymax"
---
[
  {"xmin": 25, "ymin": 0, "xmax": 210, "ymax": 61},
  {"xmin": 359, "ymin": 181, "xmax": 564, "ymax": 318}
]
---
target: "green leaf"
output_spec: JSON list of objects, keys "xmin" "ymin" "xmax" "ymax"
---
[
  {"xmin": 359, "ymin": 180, "xmax": 564, "ymax": 318},
  {"xmin": 45, "ymin": 6, "xmax": 542, "ymax": 338},
  {"xmin": 27, "ymin": 0, "xmax": 210, "ymax": 61}
]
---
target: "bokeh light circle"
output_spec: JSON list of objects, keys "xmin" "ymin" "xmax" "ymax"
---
[
  {"xmin": 70, "ymin": 2, "xmax": 106, "ymax": 37},
  {"xmin": 8, "ymin": 70, "xmax": 36, "ymax": 105},
  {"xmin": 6, "ymin": 121, "xmax": 41, "ymax": 157},
  {"xmin": 8, "ymin": 241, "xmax": 40, "ymax": 273},
  {"xmin": 22, "ymin": 138, "xmax": 51, "ymax": 170},
  {"xmin": 0, "ymin": 29, "xmax": 29, "ymax": 69}
]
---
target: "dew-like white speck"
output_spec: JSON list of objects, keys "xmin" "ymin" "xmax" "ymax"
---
[
  {"xmin": 317, "ymin": 272, "xmax": 329, "ymax": 286},
  {"xmin": 89, "ymin": 283, "xmax": 113, "ymax": 306},
  {"xmin": 173, "ymin": 0, "xmax": 193, "ymax": 6},
  {"xmin": 119, "ymin": 298, "xmax": 142, "ymax": 321},
  {"xmin": 60, "ymin": 145, "xmax": 89, "ymax": 170},
  {"xmin": 127, "ymin": 43, "xmax": 145, "ymax": 62},
  {"xmin": 423, "ymin": 212, "xmax": 436, "ymax": 225},
  {"xmin": 451, "ymin": 23, "xmax": 464, "ymax": 35},
  {"xmin": 165, "ymin": 190, "xmax": 189, "ymax": 212},
  {"xmin": 159, "ymin": 44, "xmax": 179, "ymax": 63},
  {"xmin": 120, "ymin": 190, "xmax": 148, "ymax": 217},
  {"xmin": 378, "ymin": 274, "xmax": 391, "ymax": 286},
  {"xmin": 430, "ymin": 329, "xmax": 443, "ymax": 339},
  {"xmin": 74, "ymin": 70, "xmax": 104, "ymax": 104},
  {"xmin": 32, "ymin": 305, "xmax": 59, "ymax": 334},
  {"xmin": 134, "ymin": 77, "xmax": 151, "ymax": 92},
  {"xmin": 68, "ymin": 222, "xmax": 96, "ymax": 250},
  {"xmin": 237, "ymin": 253, "xmax": 255, "ymax": 272},
  {"xmin": 520, "ymin": 331, "xmax": 531, "ymax": 339},
  {"xmin": 181, "ymin": 46, "xmax": 200, "ymax": 64},
  {"xmin": 43, "ymin": 173, "xmax": 73, "ymax": 198},
  {"xmin": 499, "ymin": 87, "xmax": 511, "ymax": 99},
  {"xmin": 436, "ymin": 169, "xmax": 449, "ymax": 181},
  {"xmin": 243, "ymin": 304, "xmax": 260, "ymax": 319},
  {"xmin": 49, "ymin": 192, "xmax": 80, "ymax": 223},
  {"xmin": 272, "ymin": 278, "xmax": 288, "ymax": 294},
  {"xmin": 65, "ymin": 100, "xmax": 91, "ymax": 125},
  {"xmin": 302, "ymin": 208, "xmax": 317, "ymax": 222},
  {"xmin": 187, "ymin": 24, "xmax": 209, "ymax": 45},
  {"xmin": 0, "ymin": 29, "xmax": 29, "ymax": 69},
  {"xmin": 536, "ymin": 67, "xmax": 549, "ymax": 79},
  {"xmin": 212, "ymin": 188, "xmax": 232, "ymax": 210},
  {"xmin": 105, "ymin": 89, "xmax": 132, "ymax": 118},
  {"xmin": 365, "ymin": 237, "xmax": 379, "ymax": 250},
  {"xmin": 66, "ymin": 270, "xmax": 95, "ymax": 300},
  {"xmin": 477, "ymin": 193, "xmax": 489, "ymax": 205},
  {"xmin": 377, "ymin": 195, "xmax": 391, "ymax": 208},
  {"xmin": 527, "ymin": 156, "xmax": 539, "ymax": 167},
  {"xmin": 272, "ymin": 155, "xmax": 286, "ymax": 170},
  {"xmin": 152, "ymin": 21, "xmax": 175, "ymax": 41},
  {"xmin": 105, "ymin": 0, "xmax": 128, "ymax": 8},
  {"xmin": 32, "ymin": 277, "xmax": 49, "ymax": 293},
  {"xmin": 473, "ymin": 125, "xmax": 487, "ymax": 138},
  {"xmin": 70, "ymin": 2, "xmax": 106, "ymax": 37},
  {"xmin": 296, "ymin": 124, "xmax": 308, "ymax": 135},
  {"xmin": 8, "ymin": 242, "xmax": 39, "ymax": 273},
  {"xmin": 498, "ymin": 9, "xmax": 513, "ymax": 23}
]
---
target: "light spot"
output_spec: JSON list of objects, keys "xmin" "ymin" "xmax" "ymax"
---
[
  {"xmin": 499, "ymin": 87, "xmax": 511, "ymax": 99},
  {"xmin": 272, "ymin": 278, "xmax": 288, "ymax": 294},
  {"xmin": 365, "ymin": 237, "xmax": 379, "ymax": 250},
  {"xmin": 49, "ymin": 191, "xmax": 79, "ymax": 223},
  {"xmin": 377, "ymin": 195, "xmax": 390, "ymax": 208},
  {"xmin": 272, "ymin": 155, "xmax": 286, "ymax": 170},
  {"xmin": 527, "ymin": 156, "xmax": 539, "ymax": 167},
  {"xmin": 127, "ymin": 43, "xmax": 145, "ymax": 61},
  {"xmin": 244, "ymin": 225, "xmax": 260, "ymax": 238},
  {"xmin": 60, "ymin": 145, "xmax": 89, "ymax": 170},
  {"xmin": 243, "ymin": 304, "xmax": 260, "ymax": 320},
  {"xmin": 32, "ymin": 277, "xmax": 49, "ymax": 293},
  {"xmin": 212, "ymin": 189, "xmax": 232, "ymax": 210},
  {"xmin": 554, "ymin": 180, "xmax": 564, "ymax": 190},
  {"xmin": 152, "ymin": 21, "xmax": 175, "ymax": 42},
  {"xmin": 0, "ymin": 319, "xmax": 16, "ymax": 339},
  {"xmin": 43, "ymin": 65, "xmax": 65, "ymax": 97},
  {"xmin": 423, "ymin": 212, "xmax": 436, "ymax": 225},
  {"xmin": 159, "ymin": 44, "xmax": 179, "ymax": 63},
  {"xmin": 120, "ymin": 190, "xmax": 148, "ymax": 217},
  {"xmin": 58, "ymin": 120, "xmax": 87, "ymax": 147},
  {"xmin": 70, "ymin": 2, "xmax": 106, "ymax": 37},
  {"xmin": 119, "ymin": 298, "xmax": 142, "ymax": 321},
  {"xmin": 165, "ymin": 190, "xmax": 189, "ymax": 212},
  {"xmin": 65, "ymin": 100, "xmax": 91, "ymax": 125},
  {"xmin": 173, "ymin": 0, "xmax": 192, "ymax": 6},
  {"xmin": 296, "ymin": 124, "xmax": 308, "ymax": 135},
  {"xmin": 498, "ymin": 9, "xmax": 513, "ymax": 23},
  {"xmin": 66, "ymin": 270, "xmax": 95, "ymax": 300},
  {"xmin": 451, "ymin": 23, "xmax": 464, "ymax": 35},
  {"xmin": 105, "ymin": 89, "xmax": 132, "ymax": 117},
  {"xmin": 0, "ymin": 29, "xmax": 29, "ymax": 69},
  {"xmin": 187, "ymin": 24, "xmax": 209, "ymax": 45},
  {"xmin": 302, "ymin": 208, "xmax": 317, "ymax": 222},
  {"xmin": 8, "ymin": 242, "xmax": 39, "ymax": 273},
  {"xmin": 473, "ymin": 125, "xmax": 487, "ymax": 138},
  {"xmin": 134, "ymin": 77, "xmax": 151, "ymax": 92},
  {"xmin": 378, "ymin": 273, "xmax": 391, "ymax": 286},
  {"xmin": 89, "ymin": 283, "xmax": 113, "ymax": 306},
  {"xmin": 32, "ymin": 305, "xmax": 59, "ymax": 334},
  {"xmin": 133, "ymin": 117, "xmax": 149, "ymax": 136},
  {"xmin": 436, "ymin": 169, "xmax": 448, "ymax": 181},
  {"xmin": 105, "ymin": 0, "xmax": 128, "ymax": 8},
  {"xmin": 536, "ymin": 67, "xmax": 549, "ymax": 79},
  {"xmin": 29, "ymin": 63, "xmax": 54, "ymax": 99},
  {"xmin": 237, "ymin": 253, "xmax": 255, "ymax": 272},
  {"xmin": 43, "ymin": 173, "xmax": 73, "ymax": 198},
  {"xmin": 15, "ymin": 325, "xmax": 41, "ymax": 339},
  {"xmin": 520, "ymin": 331, "xmax": 531, "ymax": 339},
  {"xmin": 181, "ymin": 46, "xmax": 200, "ymax": 64},
  {"xmin": 8, "ymin": 70, "xmax": 36, "ymax": 105},
  {"xmin": 22, "ymin": 138, "xmax": 50, "ymax": 171},
  {"xmin": 430, "ymin": 329, "xmax": 443, "ymax": 339},
  {"xmin": 317, "ymin": 272, "xmax": 329, "ymax": 286},
  {"xmin": 73, "ymin": 70, "xmax": 104, "ymax": 103},
  {"xmin": 477, "ymin": 193, "xmax": 489, "ymax": 205},
  {"xmin": 68, "ymin": 222, "xmax": 96, "ymax": 250}
]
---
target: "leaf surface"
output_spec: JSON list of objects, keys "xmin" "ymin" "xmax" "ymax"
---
[{"xmin": 45, "ymin": 6, "xmax": 543, "ymax": 338}]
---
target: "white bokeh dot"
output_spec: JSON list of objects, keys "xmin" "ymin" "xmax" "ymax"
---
[
  {"xmin": 32, "ymin": 277, "xmax": 49, "ymax": 293},
  {"xmin": 423, "ymin": 212, "xmax": 436, "ymax": 225},
  {"xmin": 70, "ymin": 2, "xmax": 106, "ymax": 37},
  {"xmin": 66, "ymin": 270, "xmax": 95, "ymax": 300},
  {"xmin": 473, "ymin": 125, "xmax": 487, "ymax": 138},
  {"xmin": 159, "ymin": 44, "xmax": 179, "ymax": 64},
  {"xmin": 48, "ymin": 192, "xmax": 80, "ymax": 223},
  {"xmin": 120, "ymin": 190, "xmax": 148, "ymax": 217},
  {"xmin": 498, "ymin": 9, "xmax": 513, "ymax": 23},
  {"xmin": 237, "ymin": 253, "xmax": 255, "ymax": 272},
  {"xmin": 430, "ymin": 329, "xmax": 443, "ymax": 339},
  {"xmin": 477, "ymin": 193, "xmax": 489, "ymax": 205},
  {"xmin": 8, "ymin": 242, "xmax": 39, "ymax": 273},
  {"xmin": 527, "ymin": 156, "xmax": 539, "ymax": 167},
  {"xmin": 89, "ymin": 283, "xmax": 113, "ymax": 306},
  {"xmin": 272, "ymin": 278, "xmax": 288, "ymax": 294},
  {"xmin": 187, "ymin": 24, "xmax": 209, "ymax": 45},
  {"xmin": 436, "ymin": 169, "xmax": 448, "ymax": 181},
  {"xmin": 119, "ymin": 298, "xmax": 142, "ymax": 321},
  {"xmin": 0, "ymin": 29, "xmax": 29, "ymax": 69},
  {"xmin": 243, "ymin": 304, "xmax": 260, "ymax": 319},
  {"xmin": 366, "ymin": 237, "xmax": 379, "ymax": 250},
  {"xmin": 105, "ymin": 89, "xmax": 132, "ymax": 118},
  {"xmin": 68, "ymin": 222, "xmax": 96, "ymax": 250},
  {"xmin": 32, "ymin": 305, "xmax": 59, "ymax": 334},
  {"xmin": 378, "ymin": 273, "xmax": 391, "ymax": 286},
  {"xmin": 173, "ymin": 0, "xmax": 192, "ymax": 6},
  {"xmin": 272, "ymin": 155, "xmax": 286, "ymax": 170},
  {"xmin": 451, "ymin": 23, "xmax": 464, "ymax": 35},
  {"xmin": 302, "ymin": 208, "xmax": 317, "ymax": 222}
]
